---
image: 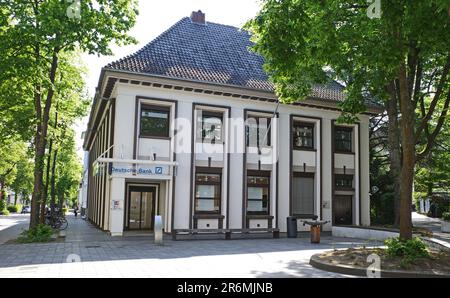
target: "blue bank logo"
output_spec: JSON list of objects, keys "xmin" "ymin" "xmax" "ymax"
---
[{"xmin": 155, "ymin": 167, "xmax": 163, "ymax": 174}]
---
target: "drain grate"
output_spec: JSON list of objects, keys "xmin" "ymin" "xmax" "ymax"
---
[{"xmin": 85, "ymin": 245, "xmax": 101, "ymax": 249}]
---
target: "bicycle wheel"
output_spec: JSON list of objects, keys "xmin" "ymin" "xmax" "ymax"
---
[{"xmin": 59, "ymin": 218, "xmax": 68, "ymax": 230}]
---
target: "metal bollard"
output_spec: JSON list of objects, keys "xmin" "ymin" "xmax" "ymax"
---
[{"xmin": 154, "ymin": 215, "xmax": 163, "ymax": 245}]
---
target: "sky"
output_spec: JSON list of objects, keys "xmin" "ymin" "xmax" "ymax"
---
[{"xmin": 74, "ymin": 0, "xmax": 262, "ymax": 160}]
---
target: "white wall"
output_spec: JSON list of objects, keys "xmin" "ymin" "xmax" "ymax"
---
[{"xmin": 103, "ymin": 82, "xmax": 372, "ymax": 233}]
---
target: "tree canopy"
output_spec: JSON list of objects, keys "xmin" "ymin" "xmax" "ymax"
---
[{"xmin": 246, "ymin": 0, "xmax": 450, "ymax": 239}]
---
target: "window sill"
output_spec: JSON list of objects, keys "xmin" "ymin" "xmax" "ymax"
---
[
  {"xmin": 334, "ymin": 151, "xmax": 355, "ymax": 155},
  {"xmin": 293, "ymin": 147, "xmax": 316, "ymax": 152},
  {"xmin": 335, "ymin": 188, "xmax": 355, "ymax": 192},
  {"xmin": 139, "ymin": 135, "xmax": 171, "ymax": 140},
  {"xmin": 246, "ymin": 214, "xmax": 274, "ymax": 220},
  {"xmin": 193, "ymin": 214, "xmax": 225, "ymax": 219}
]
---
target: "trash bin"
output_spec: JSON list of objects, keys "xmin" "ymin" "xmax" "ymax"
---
[
  {"xmin": 287, "ymin": 216, "xmax": 297, "ymax": 238},
  {"xmin": 310, "ymin": 225, "xmax": 321, "ymax": 243}
]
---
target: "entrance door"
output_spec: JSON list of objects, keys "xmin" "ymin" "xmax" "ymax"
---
[
  {"xmin": 127, "ymin": 186, "xmax": 156, "ymax": 230},
  {"xmin": 333, "ymin": 195, "xmax": 353, "ymax": 225}
]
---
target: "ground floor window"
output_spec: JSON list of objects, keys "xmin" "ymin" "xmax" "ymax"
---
[
  {"xmin": 292, "ymin": 173, "xmax": 315, "ymax": 217},
  {"xmin": 247, "ymin": 171, "xmax": 270, "ymax": 215},
  {"xmin": 195, "ymin": 169, "xmax": 222, "ymax": 214},
  {"xmin": 335, "ymin": 174, "xmax": 354, "ymax": 190}
]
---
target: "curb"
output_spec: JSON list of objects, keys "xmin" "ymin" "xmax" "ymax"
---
[{"xmin": 309, "ymin": 253, "xmax": 450, "ymax": 278}]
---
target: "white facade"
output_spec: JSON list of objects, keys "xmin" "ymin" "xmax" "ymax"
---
[{"xmin": 83, "ymin": 72, "xmax": 377, "ymax": 236}]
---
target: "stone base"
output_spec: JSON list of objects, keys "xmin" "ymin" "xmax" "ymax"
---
[{"xmin": 441, "ymin": 221, "xmax": 450, "ymax": 233}]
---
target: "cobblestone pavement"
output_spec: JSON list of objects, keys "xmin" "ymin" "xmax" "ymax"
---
[{"xmin": 0, "ymin": 215, "xmax": 376, "ymax": 278}]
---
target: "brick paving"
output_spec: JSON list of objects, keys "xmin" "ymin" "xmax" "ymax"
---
[{"xmin": 0, "ymin": 215, "xmax": 378, "ymax": 278}]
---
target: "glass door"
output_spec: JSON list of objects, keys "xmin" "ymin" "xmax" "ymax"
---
[{"xmin": 127, "ymin": 186, "xmax": 156, "ymax": 230}]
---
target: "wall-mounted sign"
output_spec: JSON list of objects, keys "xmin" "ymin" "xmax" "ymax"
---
[
  {"xmin": 111, "ymin": 166, "xmax": 167, "ymax": 175},
  {"xmin": 112, "ymin": 200, "xmax": 121, "ymax": 210}
]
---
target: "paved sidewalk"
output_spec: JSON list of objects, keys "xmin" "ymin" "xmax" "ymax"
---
[
  {"xmin": 0, "ymin": 214, "xmax": 30, "ymax": 245},
  {"xmin": 0, "ymin": 216, "xmax": 380, "ymax": 278},
  {"xmin": 412, "ymin": 212, "xmax": 450, "ymax": 246}
]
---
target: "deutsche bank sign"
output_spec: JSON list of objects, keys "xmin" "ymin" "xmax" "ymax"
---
[{"xmin": 111, "ymin": 166, "xmax": 165, "ymax": 175}]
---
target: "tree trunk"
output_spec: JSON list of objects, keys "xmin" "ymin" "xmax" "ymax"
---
[
  {"xmin": 386, "ymin": 82, "xmax": 402, "ymax": 226},
  {"xmin": 14, "ymin": 193, "xmax": 17, "ymax": 206},
  {"xmin": 398, "ymin": 62, "xmax": 415, "ymax": 241},
  {"xmin": 0, "ymin": 181, "xmax": 4, "ymax": 207},
  {"xmin": 50, "ymin": 148, "xmax": 57, "ymax": 215},
  {"xmin": 40, "ymin": 138, "xmax": 53, "ymax": 223},
  {"xmin": 30, "ymin": 124, "xmax": 44, "ymax": 228},
  {"xmin": 30, "ymin": 50, "xmax": 59, "ymax": 229}
]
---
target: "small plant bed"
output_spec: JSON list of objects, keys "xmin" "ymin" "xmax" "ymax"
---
[
  {"xmin": 311, "ymin": 237, "xmax": 450, "ymax": 277},
  {"xmin": 13, "ymin": 224, "xmax": 62, "ymax": 244}
]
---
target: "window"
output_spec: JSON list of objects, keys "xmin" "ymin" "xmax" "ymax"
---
[
  {"xmin": 195, "ymin": 171, "xmax": 221, "ymax": 214},
  {"xmin": 292, "ymin": 173, "xmax": 315, "ymax": 217},
  {"xmin": 335, "ymin": 126, "xmax": 353, "ymax": 152},
  {"xmin": 140, "ymin": 105, "xmax": 170, "ymax": 137},
  {"xmin": 247, "ymin": 172, "xmax": 270, "ymax": 215},
  {"xmin": 335, "ymin": 175, "xmax": 354, "ymax": 190},
  {"xmin": 293, "ymin": 122, "xmax": 314, "ymax": 150},
  {"xmin": 246, "ymin": 116, "xmax": 271, "ymax": 147},
  {"xmin": 197, "ymin": 111, "xmax": 223, "ymax": 144}
]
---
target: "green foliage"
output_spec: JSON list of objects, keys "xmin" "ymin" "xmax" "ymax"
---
[
  {"xmin": 385, "ymin": 237, "xmax": 429, "ymax": 263},
  {"xmin": 0, "ymin": 199, "xmax": 5, "ymax": 211},
  {"xmin": 6, "ymin": 205, "xmax": 20, "ymax": 213},
  {"xmin": 442, "ymin": 212, "xmax": 450, "ymax": 221},
  {"xmin": 1, "ymin": 209, "xmax": 10, "ymax": 216},
  {"xmin": 428, "ymin": 194, "xmax": 450, "ymax": 218},
  {"xmin": 0, "ymin": 0, "xmax": 139, "ymax": 228},
  {"xmin": 18, "ymin": 224, "xmax": 54, "ymax": 243},
  {"xmin": 246, "ymin": 0, "xmax": 450, "ymax": 118}
]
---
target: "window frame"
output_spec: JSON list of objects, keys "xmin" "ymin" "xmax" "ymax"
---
[
  {"xmin": 292, "ymin": 172, "xmax": 316, "ymax": 218},
  {"xmin": 139, "ymin": 104, "xmax": 171, "ymax": 138},
  {"xmin": 293, "ymin": 122, "xmax": 315, "ymax": 150},
  {"xmin": 334, "ymin": 174, "xmax": 354, "ymax": 190},
  {"xmin": 194, "ymin": 167, "xmax": 222, "ymax": 215},
  {"xmin": 196, "ymin": 110, "xmax": 224, "ymax": 144},
  {"xmin": 246, "ymin": 170, "xmax": 271, "ymax": 216},
  {"xmin": 245, "ymin": 116, "xmax": 272, "ymax": 148},
  {"xmin": 334, "ymin": 126, "xmax": 353, "ymax": 153}
]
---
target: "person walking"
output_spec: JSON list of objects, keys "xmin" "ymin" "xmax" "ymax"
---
[{"xmin": 74, "ymin": 204, "xmax": 78, "ymax": 217}]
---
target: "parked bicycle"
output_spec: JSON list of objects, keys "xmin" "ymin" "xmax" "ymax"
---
[{"xmin": 45, "ymin": 211, "xmax": 68, "ymax": 230}]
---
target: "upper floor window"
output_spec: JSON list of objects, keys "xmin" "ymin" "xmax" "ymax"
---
[
  {"xmin": 246, "ymin": 116, "xmax": 271, "ymax": 147},
  {"xmin": 335, "ymin": 126, "xmax": 353, "ymax": 152},
  {"xmin": 293, "ymin": 122, "xmax": 314, "ymax": 150},
  {"xmin": 197, "ymin": 111, "xmax": 223, "ymax": 144},
  {"xmin": 140, "ymin": 105, "xmax": 170, "ymax": 138}
]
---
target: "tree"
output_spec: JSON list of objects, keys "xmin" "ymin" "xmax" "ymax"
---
[
  {"xmin": 246, "ymin": 0, "xmax": 450, "ymax": 240},
  {"xmin": 0, "ymin": 139, "xmax": 29, "ymax": 208},
  {"xmin": 11, "ymin": 156, "xmax": 34, "ymax": 205},
  {"xmin": 0, "ymin": 0, "xmax": 138, "ymax": 228}
]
